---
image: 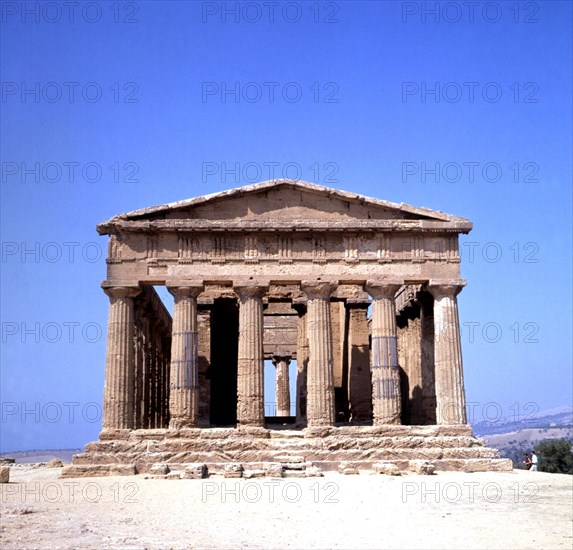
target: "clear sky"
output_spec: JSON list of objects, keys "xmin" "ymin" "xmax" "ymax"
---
[{"xmin": 1, "ymin": 0, "xmax": 571, "ymax": 452}]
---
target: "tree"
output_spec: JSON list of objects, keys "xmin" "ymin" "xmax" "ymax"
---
[{"xmin": 535, "ymin": 439, "xmax": 573, "ymax": 474}]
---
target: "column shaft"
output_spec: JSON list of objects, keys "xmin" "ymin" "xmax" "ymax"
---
[
  {"xmin": 236, "ymin": 285, "xmax": 266, "ymax": 427},
  {"xmin": 273, "ymin": 356, "xmax": 291, "ymax": 416},
  {"xmin": 429, "ymin": 281, "xmax": 467, "ymax": 424},
  {"xmin": 102, "ymin": 286, "xmax": 140, "ymax": 430},
  {"xmin": 168, "ymin": 285, "xmax": 203, "ymax": 428},
  {"xmin": 301, "ymin": 281, "xmax": 337, "ymax": 427},
  {"xmin": 366, "ymin": 281, "xmax": 402, "ymax": 425}
]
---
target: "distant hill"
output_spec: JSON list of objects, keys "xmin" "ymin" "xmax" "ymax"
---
[
  {"xmin": 471, "ymin": 406, "xmax": 573, "ymax": 467},
  {"xmin": 472, "ymin": 406, "xmax": 573, "ymax": 437}
]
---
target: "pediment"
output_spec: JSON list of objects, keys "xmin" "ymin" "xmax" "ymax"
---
[{"xmin": 97, "ymin": 180, "xmax": 471, "ymax": 234}]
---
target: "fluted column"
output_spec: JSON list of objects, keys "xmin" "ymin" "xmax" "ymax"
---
[
  {"xmin": 167, "ymin": 284, "xmax": 203, "ymax": 428},
  {"xmin": 366, "ymin": 280, "xmax": 402, "ymax": 425},
  {"xmin": 102, "ymin": 286, "xmax": 141, "ymax": 430},
  {"xmin": 236, "ymin": 284, "xmax": 266, "ymax": 427},
  {"xmin": 272, "ymin": 355, "xmax": 291, "ymax": 416},
  {"xmin": 301, "ymin": 281, "xmax": 338, "ymax": 427},
  {"xmin": 428, "ymin": 280, "xmax": 467, "ymax": 425}
]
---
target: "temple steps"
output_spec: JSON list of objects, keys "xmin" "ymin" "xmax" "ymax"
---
[{"xmin": 62, "ymin": 426, "xmax": 511, "ymax": 477}]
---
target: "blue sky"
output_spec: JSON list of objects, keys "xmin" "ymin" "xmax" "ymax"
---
[{"xmin": 1, "ymin": 0, "xmax": 571, "ymax": 452}]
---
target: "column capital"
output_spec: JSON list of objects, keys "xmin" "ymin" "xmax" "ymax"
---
[
  {"xmin": 301, "ymin": 280, "xmax": 338, "ymax": 300},
  {"xmin": 365, "ymin": 279, "xmax": 403, "ymax": 300},
  {"xmin": 272, "ymin": 355, "xmax": 292, "ymax": 365},
  {"xmin": 234, "ymin": 282, "xmax": 268, "ymax": 299},
  {"xmin": 428, "ymin": 279, "xmax": 466, "ymax": 299},
  {"xmin": 167, "ymin": 282, "xmax": 204, "ymax": 299},
  {"xmin": 102, "ymin": 285, "xmax": 141, "ymax": 299}
]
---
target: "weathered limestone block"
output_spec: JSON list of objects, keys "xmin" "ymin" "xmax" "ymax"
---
[
  {"xmin": 338, "ymin": 462, "xmax": 359, "ymax": 475},
  {"xmin": 275, "ymin": 455, "xmax": 305, "ymax": 463},
  {"xmin": 263, "ymin": 462, "xmax": 283, "ymax": 477},
  {"xmin": 411, "ymin": 460, "xmax": 436, "ymax": 475},
  {"xmin": 373, "ymin": 462, "xmax": 401, "ymax": 476},
  {"xmin": 60, "ymin": 464, "xmax": 137, "ymax": 478},
  {"xmin": 0, "ymin": 467, "xmax": 10, "ymax": 483},
  {"xmin": 181, "ymin": 463, "xmax": 207, "ymax": 479},
  {"xmin": 223, "ymin": 463, "xmax": 243, "ymax": 478},
  {"xmin": 243, "ymin": 469, "xmax": 266, "ymax": 479},
  {"xmin": 304, "ymin": 465, "xmax": 323, "ymax": 477},
  {"xmin": 150, "ymin": 463, "xmax": 170, "ymax": 475},
  {"xmin": 283, "ymin": 470, "xmax": 307, "ymax": 478},
  {"xmin": 47, "ymin": 458, "xmax": 63, "ymax": 468}
]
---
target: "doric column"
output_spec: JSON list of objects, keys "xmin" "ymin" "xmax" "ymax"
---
[
  {"xmin": 102, "ymin": 286, "xmax": 141, "ymax": 430},
  {"xmin": 167, "ymin": 284, "xmax": 203, "ymax": 429},
  {"xmin": 301, "ymin": 281, "xmax": 338, "ymax": 427},
  {"xmin": 428, "ymin": 280, "xmax": 467, "ymax": 425},
  {"xmin": 272, "ymin": 355, "xmax": 291, "ymax": 416},
  {"xmin": 365, "ymin": 280, "xmax": 402, "ymax": 425},
  {"xmin": 236, "ymin": 284, "xmax": 267, "ymax": 427}
]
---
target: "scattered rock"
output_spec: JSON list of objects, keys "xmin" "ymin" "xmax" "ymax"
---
[
  {"xmin": 304, "ymin": 466, "xmax": 323, "ymax": 477},
  {"xmin": 243, "ymin": 470, "xmax": 266, "ymax": 479},
  {"xmin": 3, "ymin": 507, "xmax": 34, "ymax": 515},
  {"xmin": 47, "ymin": 458, "xmax": 63, "ymax": 468},
  {"xmin": 263, "ymin": 463, "xmax": 283, "ymax": 478},
  {"xmin": 223, "ymin": 463, "xmax": 243, "ymax": 478},
  {"xmin": 412, "ymin": 460, "xmax": 436, "ymax": 475},
  {"xmin": 150, "ymin": 463, "xmax": 170, "ymax": 475},
  {"xmin": 181, "ymin": 463, "xmax": 207, "ymax": 479},
  {"xmin": 374, "ymin": 462, "xmax": 401, "ymax": 476},
  {"xmin": 0, "ymin": 466, "xmax": 10, "ymax": 483},
  {"xmin": 339, "ymin": 463, "xmax": 359, "ymax": 475}
]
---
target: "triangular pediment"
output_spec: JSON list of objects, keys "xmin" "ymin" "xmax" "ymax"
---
[{"xmin": 98, "ymin": 180, "xmax": 471, "ymax": 233}]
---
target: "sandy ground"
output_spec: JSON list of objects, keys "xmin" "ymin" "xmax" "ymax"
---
[{"xmin": 1, "ymin": 466, "xmax": 572, "ymax": 550}]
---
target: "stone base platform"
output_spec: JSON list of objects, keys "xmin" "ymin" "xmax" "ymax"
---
[{"xmin": 61, "ymin": 425, "xmax": 512, "ymax": 478}]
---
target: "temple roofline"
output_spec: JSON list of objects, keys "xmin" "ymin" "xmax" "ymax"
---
[{"xmin": 96, "ymin": 180, "xmax": 472, "ymax": 235}]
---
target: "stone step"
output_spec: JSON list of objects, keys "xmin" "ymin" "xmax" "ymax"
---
[
  {"xmin": 71, "ymin": 445, "xmax": 500, "ymax": 472},
  {"xmin": 84, "ymin": 435, "xmax": 485, "ymax": 455}
]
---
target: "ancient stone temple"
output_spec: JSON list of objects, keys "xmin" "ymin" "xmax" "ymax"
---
[{"xmin": 63, "ymin": 180, "xmax": 511, "ymax": 477}]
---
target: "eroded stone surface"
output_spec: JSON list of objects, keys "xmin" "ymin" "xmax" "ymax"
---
[{"xmin": 0, "ymin": 467, "xmax": 10, "ymax": 483}]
